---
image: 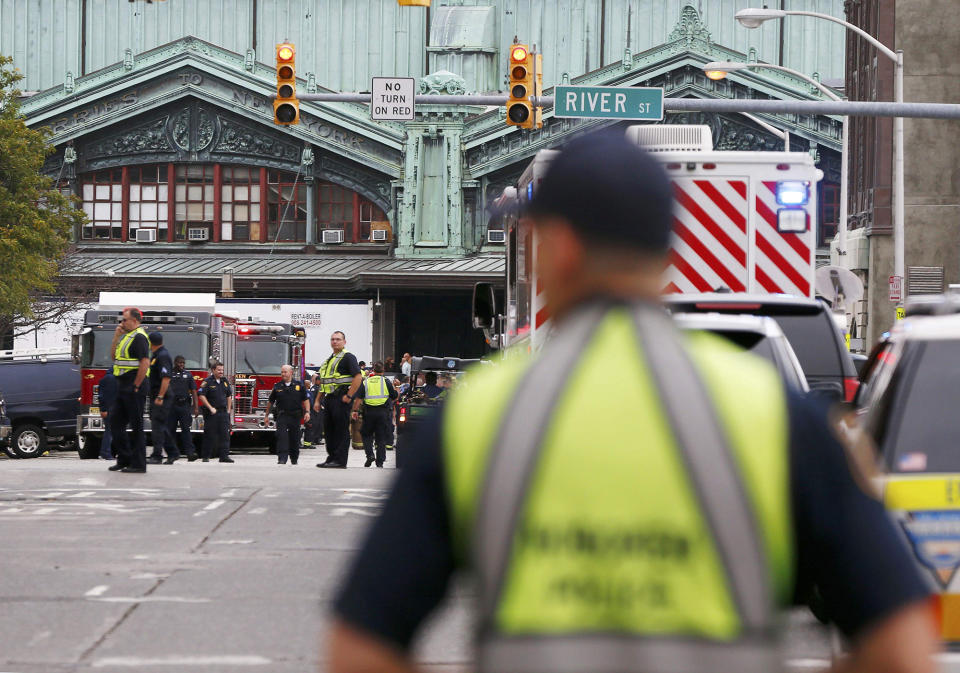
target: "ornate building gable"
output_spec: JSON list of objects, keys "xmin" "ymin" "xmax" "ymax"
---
[
  {"xmin": 462, "ymin": 4, "xmax": 843, "ymax": 179},
  {"xmin": 21, "ymin": 36, "xmax": 405, "ymax": 180}
]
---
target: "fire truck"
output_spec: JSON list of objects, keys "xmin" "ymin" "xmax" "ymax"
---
[
  {"xmin": 473, "ymin": 124, "xmax": 822, "ymax": 352},
  {"xmin": 74, "ymin": 293, "xmax": 237, "ymax": 459},
  {"xmin": 232, "ymin": 321, "xmax": 306, "ymax": 442}
]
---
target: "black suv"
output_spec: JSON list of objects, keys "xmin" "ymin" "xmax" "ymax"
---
[
  {"xmin": 666, "ymin": 293, "xmax": 859, "ymax": 401},
  {"xmin": 0, "ymin": 355, "xmax": 81, "ymax": 458}
]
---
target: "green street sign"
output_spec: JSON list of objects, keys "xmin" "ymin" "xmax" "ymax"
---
[{"xmin": 554, "ymin": 85, "xmax": 664, "ymax": 120}]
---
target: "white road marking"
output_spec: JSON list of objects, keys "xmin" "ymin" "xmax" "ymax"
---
[
  {"xmin": 296, "ymin": 508, "xmax": 314, "ymax": 516},
  {"xmin": 91, "ymin": 596, "xmax": 210, "ymax": 603},
  {"xmin": 332, "ymin": 507, "xmax": 379, "ymax": 518},
  {"xmin": 785, "ymin": 660, "xmax": 830, "ymax": 670},
  {"xmin": 26, "ymin": 630, "xmax": 51, "ymax": 647},
  {"xmin": 132, "ymin": 555, "xmax": 149, "ymax": 560},
  {"xmin": 84, "ymin": 585, "xmax": 109, "ymax": 597},
  {"xmin": 92, "ymin": 655, "xmax": 270, "ymax": 667},
  {"xmin": 194, "ymin": 498, "xmax": 226, "ymax": 516},
  {"xmin": 247, "ymin": 507, "xmax": 267, "ymax": 515},
  {"xmin": 209, "ymin": 539, "xmax": 253, "ymax": 545},
  {"xmin": 220, "ymin": 489, "xmax": 236, "ymax": 498},
  {"xmin": 77, "ymin": 477, "xmax": 103, "ymax": 486},
  {"xmin": 68, "ymin": 491, "xmax": 96, "ymax": 498},
  {"xmin": 0, "ymin": 507, "xmax": 22, "ymax": 513},
  {"xmin": 264, "ymin": 493, "xmax": 279, "ymax": 498},
  {"xmin": 339, "ymin": 492, "xmax": 389, "ymax": 500},
  {"xmin": 33, "ymin": 507, "xmax": 58, "ymax": 515},
  {"xmin": 317, "ymin": 501, "xmax": 380, "ymax": 508},
  {"xmin": 39, "ymin": 492, "xmax": 63, "ymax": 499},
  {"xmin": 131, "ymin": 572, "xmax": 169, "ymax": 580}
]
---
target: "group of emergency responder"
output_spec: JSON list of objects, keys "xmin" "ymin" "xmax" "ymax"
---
[
  {"xmin": 325, "ymin": 133, "xmax": 940, "ymax": 673},
  {"xmin": 104, "ymin": 318, "xmax": 413, "ymax": 471}
]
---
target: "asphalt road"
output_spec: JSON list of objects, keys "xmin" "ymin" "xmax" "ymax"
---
[{"xmin": 0, "ymin": 445, "xmax": 838, "ymax": 673}]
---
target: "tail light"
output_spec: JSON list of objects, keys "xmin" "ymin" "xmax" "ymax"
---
[
  {"xmin": 399, "ymin": 406, "xmax": 407, "ymax": 423},
  {"xmin": 843, "ymin": 376, "xmax": 860, "ymax": 402}
]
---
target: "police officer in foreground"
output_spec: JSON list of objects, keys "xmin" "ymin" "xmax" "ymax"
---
[
  {"xmin": 315, "ymin": 331, "xmax": 362, "ymax": 469},
  {"xmin": 198, "ymin": 361, "xmax": 234, "ymax": 463},
  {"xmin": 328, "ymin": 134, "xmax": 937, "ymax": 673},
  {"xmin": 351, "ymin": 361, "xmax": 397, "ymax": 468},
  {"xmin": 167, "ymin": 356, "xmax": 199, "ymax": 462},
  {"xmin": 108, "ymin": 307, "xmax": 151, "ymax": 473},
  {"xmin": 146, "ymin": 332, "xmax": 177, "ymax": 465},
  {"xmin": 264, "ymin": 364, "xmax": 310, "ymax": 465}
]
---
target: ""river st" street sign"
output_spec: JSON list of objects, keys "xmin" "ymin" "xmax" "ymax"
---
[{"xmin": 554, "ymin": 85, "xmax": 664, "ymax": 120}]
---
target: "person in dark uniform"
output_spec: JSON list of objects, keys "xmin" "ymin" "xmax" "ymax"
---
[
  {"xmin": 315, "ymin": 331, "xmax": 362, "ymax": 469},
  {"xmin": 166, "ymin": 355, "xmax": 199, "ymax": 462},
  {"xmin": 198, "ymin": 361, "xmax": 234, "ymax": 463},
  {"xmin": 310, "ymin": 373, "xmax": 324, "ymax": 446},
  {"xmin": 420, "ymin": 371, "xmax": 444, "ymax": 399},
  {"xmin": 264, "ymin": 364, "xmax": 311, "ymax": 465},
  {"xmin": 108, "ymin": 307, "xmax": 151, "ymax": 473},
  {"xmin": 351, "ymin": 362, "xmax": 397, "ymax": 468},
  {"xmin": 97, "ymin": 372, "xmax": 117, "ymax": 460},
  {"xmin": 146, "ymin": 332, "xmax": 177, "ymax": 465}
]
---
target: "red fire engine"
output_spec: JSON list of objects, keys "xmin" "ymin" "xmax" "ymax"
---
[{"xmin": 232, "ymin": 322, "xmax": 306, "ymax": 443}]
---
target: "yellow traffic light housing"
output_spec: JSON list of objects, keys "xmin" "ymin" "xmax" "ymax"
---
[
  {"xmin": 398, "ymin": 0, "xmax": 431, "ymax": 5},
  {"xmin": 506, "ymin": 44, "xmax": 541, "ymax": 130},
  {"xmin": 274, "ymin": 43, "xmax": 299, "ymax": 125}
]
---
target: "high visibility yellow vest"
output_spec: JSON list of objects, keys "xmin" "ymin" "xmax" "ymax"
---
[
  {"xmin": 113, "ymin": 327, "xmax": 150, "ymax": 377},
  {"xmin": 442, "ymin": 303, "xmax": 793, "ymax": 673},
  {"xmin": 362, "ymin": 375, "xmax": 389, "ymax": 407},
  {"xmin": 319, "ymin": 349, "xmax": 354, "ymax": 394}
]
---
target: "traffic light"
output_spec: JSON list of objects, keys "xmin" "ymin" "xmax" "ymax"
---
[
  {"xmin": 274, "ymin": 43, "xmax": 299, "ymax": 125},
  {"xmin": 506, "ymin": 44, "xmax": 541, "ymax": 130},
  {"xmin": 398, "ymin": 0, "xmax": 430, "ymax": 5}
]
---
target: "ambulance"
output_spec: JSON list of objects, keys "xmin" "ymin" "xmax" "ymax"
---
[{"xmin": 473, "ymin": 124, "xmax": 822, "ymax": 353}]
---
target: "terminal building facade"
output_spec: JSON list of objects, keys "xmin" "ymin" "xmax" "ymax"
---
[{"xmin": 2, "ymin": 0, "xmax": 845, "ymax": 359}]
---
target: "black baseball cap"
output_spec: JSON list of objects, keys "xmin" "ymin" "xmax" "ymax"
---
[{"xmin": 527, "ymin": 130, "xmax": 673, "ymax": 252}]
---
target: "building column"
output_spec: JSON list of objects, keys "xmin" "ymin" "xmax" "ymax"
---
[{"xmin": 305, "ymin": 178, "xmax": 316, "ymax": 245}]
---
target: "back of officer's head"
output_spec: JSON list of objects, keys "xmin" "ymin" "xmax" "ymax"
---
[
  {"xmin": 372, "ymin": 362, "xmax": 384, "ymax": 374},
  {"xmin": 149, "ymin": 332, "xmax": 163, "ymax": 347},
  {"xmin": 425, "ymin": 372, "xmax": 438, "ymax": 385},
  {"xmin": 527, "ymin": 132, "xmax": 672, "ymax": 310}
]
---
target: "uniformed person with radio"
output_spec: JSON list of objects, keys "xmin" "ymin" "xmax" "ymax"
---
[
  {"xmin": 264, "ymin": 364, "xmax": 310, "ymax": 465},
  {"xmin": 167, "ymin": 355, "xmax": 199, "ymax": 462},
  {"xmin": 315, "ymin": 331, "xmax": 362, "ymax": 469},
  {"xmin": 328, "ymin": 134, "xmax": 937, "ymax": 673},
  {"xmin": 351, "ymin": 362, "xmax": 397, "ymax": 468},
  {"xmin": 108, "ymin": 307, "xmax": 151, "ymax": 474},
  {"xmin": 146, "ymin": 332, "xmax": 177, "ymax": 465},
  {"xmin": 198, "ymin": 361, "xmax": 234, "ymax": 463}
]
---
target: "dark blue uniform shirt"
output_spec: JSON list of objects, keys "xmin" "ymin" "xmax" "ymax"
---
[
  {"xmin": 268, "ymin": 380, "xmax": 308, "ymax": 416},
  {"xmin": 148, "ymin": 346, "xmax": 173, "ymax": 394},
  {"xmin": 169, "ymin": 370, "xmax": 196, "ymax": 403},
  {"xmin": 199, "ymin": 375, "xmax": 231, "ymax": 412},
  {"xmin": 333, "ymin": 392, "xmax": 930, "ymax": 651}
]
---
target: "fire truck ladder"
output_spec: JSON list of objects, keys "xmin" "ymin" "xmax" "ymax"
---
[{"xmin": 0, "ymin": 348, "xmax": 72, "ymax": 362}]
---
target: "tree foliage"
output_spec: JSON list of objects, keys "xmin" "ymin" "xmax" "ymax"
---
[{"xmin": 0, "ymin": 54, "xmax": 86, "ymax": 331}]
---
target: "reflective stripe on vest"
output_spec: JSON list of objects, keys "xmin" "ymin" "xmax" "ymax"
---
[
  {"xmin": 113, "ymin": 327, "xmax": 150, "ymax": 377},
  {"xmin": 442, "ymin": 302, "xmax": 791, "ymax": 673},
  {"xmin": 319, "ymin": 350, "xmax": 352, "ymax": 394},
  {"xmin": 363, "ymin": 376, "xmax": 389, "ymax": 406}
]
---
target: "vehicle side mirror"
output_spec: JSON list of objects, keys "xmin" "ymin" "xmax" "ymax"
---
[{"xmin": 472, "ymin": 282, "xmax": 497, "ymax": 330}]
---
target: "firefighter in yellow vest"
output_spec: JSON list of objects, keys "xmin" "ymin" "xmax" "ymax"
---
[
  {"xmin": 327, "ymin": 134, "xmax": 936, "ymax": 673},
  {"xmin": 108, "ymin": 307, "xmax": 152, "ymax": 473},
  {"xmin": 351, "ymin": 361, "xmax": 398, "ymax": 468},
  {"xmin": 315, "ymin": 331, "xmax": 363, "ymax": 469}
]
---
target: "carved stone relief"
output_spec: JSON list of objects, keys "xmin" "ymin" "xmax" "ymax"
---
[
  {"xmin": 86, "ymin": 116, "xmax": 172, "ymax": 160},
  {"xmin": 214, "ymin": 117, "xmax": 300, "ymax": 163}
]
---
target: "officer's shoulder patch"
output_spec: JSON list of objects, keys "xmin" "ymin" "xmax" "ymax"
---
[{"xmin": 295, "ymin": 385, "xmax": 300, "ymax": 391}]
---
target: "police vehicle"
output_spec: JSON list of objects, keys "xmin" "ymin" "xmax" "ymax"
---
[{"xmin": 854, "ymin": 304, "xmax": 960, "ymax": 641}]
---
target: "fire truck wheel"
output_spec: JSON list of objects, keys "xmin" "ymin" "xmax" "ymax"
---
[
  {"xmin": 77, "ymin": 435, "xmax": 102, "ymax": 460},
  {"xmin": 11, "ymin": 424, "xmax": 47, "ymax": 459}
]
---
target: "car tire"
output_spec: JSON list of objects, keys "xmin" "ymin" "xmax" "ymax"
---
[
  {"xmin": 77, "ymin": 435, "xmax": 102, "ymax": 460},
  {"xmin": 11, "ymin": 424, "xmax": 47, "ymax": 459}
]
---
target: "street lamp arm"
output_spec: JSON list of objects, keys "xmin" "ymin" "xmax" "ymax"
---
[
  {"xmin": 781, "ymin": 10, "xmax": 898, "ymax": 62},
  {"xmin": 746, "ymin": 62, "xmax": 842, "ymax": 101}
]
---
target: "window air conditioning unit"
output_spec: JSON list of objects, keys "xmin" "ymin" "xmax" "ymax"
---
[
  {"xmin": 487, "ymin": 229, "xmax": 506, "ymax": 244},
  {"xmin": 136, "ymin": 229, "xmax": 157, "ymax": 243},
  {"xmin": 371, "ymin": 229, "xmax": 388, "ymax": 242},
  {"xmin": 322, "ymin": 229, "xmax": 344, "ymax": 244},
  {"xmin": 188, "ymin": 227, "xmax": 209, "ymax": 242}
]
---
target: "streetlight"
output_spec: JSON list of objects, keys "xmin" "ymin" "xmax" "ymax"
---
[
  {"xmin": 735, "ymin": 7, "xmax": 905, "ymax": 298},
  {"xmin": 703, "ymin": 61, "xmax": 847, "ymax": 257}
]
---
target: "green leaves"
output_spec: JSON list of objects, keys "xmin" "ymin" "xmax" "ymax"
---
[{"xmin": 0, "ymin": 55, "xmax": 85, "ymax": 327}]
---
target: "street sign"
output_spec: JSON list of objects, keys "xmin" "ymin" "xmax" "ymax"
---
[
  {"xmin": 554, "ymin": 85, "xmax": 663, "ymax": 120},
  {"xmin": 889, "ymin": 274, "xmax": 903, "ymax": 303},
  {"xmin": 370, "ymin": 77, "xmax": 415, "ymax": 121},
  {"xmin": 896, "ymin": 306, "xmax": 906, "ymax": 321}
]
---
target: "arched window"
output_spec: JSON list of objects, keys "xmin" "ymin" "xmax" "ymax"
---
[{"xmin": 77, "ymin": 163, "xmax": 388, "ymax": 245}]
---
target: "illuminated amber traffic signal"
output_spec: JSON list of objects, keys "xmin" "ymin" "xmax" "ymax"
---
[
  {"xmin": 397, "ymin": 0, "xmax": 430, "ymax": 5},
  {"xmin": 507, "ymin": 44, "xmax": 541, "ymax": 129},
  {"xmin": 274, "ymin": 43, "xmax": 299, "ymax": 125}
]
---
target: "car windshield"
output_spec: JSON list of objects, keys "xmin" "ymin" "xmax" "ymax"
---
[
  {"xmin": 708, "ymin": 329, "xmax": 776, "ymax": 364},
  {"xmin": 237, "ymin": 339, "xmax": 288, "ymax": 375},
  {"xmin": 82, "ymin": 330, "xmax": 208, "ymax": 370},
  {"xmin": 766, "ymin": 313, "xmax": 842, "ymax": 377},
  {"xmin": 889, "ymin": 340, "xmax": 960, "ymax": 473}
]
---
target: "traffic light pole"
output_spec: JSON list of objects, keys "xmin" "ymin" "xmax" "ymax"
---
[{"xmin": 291, "ymin": 92, "xmax": 960, "ymax": 120}]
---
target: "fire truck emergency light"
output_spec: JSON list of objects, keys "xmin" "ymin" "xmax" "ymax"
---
[
  {"xmin": 776, "ymin": 180, "xmax": 809, "ymax": 206},
  {"xmin": 777, "ymin": 209, "xmax": 808, "ymax": 234}
]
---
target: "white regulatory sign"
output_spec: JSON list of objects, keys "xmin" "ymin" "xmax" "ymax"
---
[{"xmin": 370, "ymin": 77, "xmax": 415, "ymax": 121}]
